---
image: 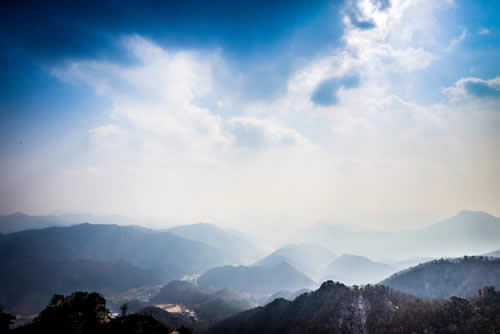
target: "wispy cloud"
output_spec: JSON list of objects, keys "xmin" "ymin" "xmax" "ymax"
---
[
  {"xmin": 478, "ymin": 28, "xmax": 491, "ymax": 35},
  {"xmin": 6, "ymin": 0, "xmax": 499, "ymax": 228}
]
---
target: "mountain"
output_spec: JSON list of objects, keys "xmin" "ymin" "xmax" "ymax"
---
[
  {"xmin": 151, "ymin": 280, "xmax": 210, "ymax": 306},
  {"xmin": 0, "ymin": 213, "xmax": 65, "ymax": 233},
  {"xmin": 390, "ymin": 257, "xmax": 434, "ymax": 271},
  {"xmin": 197, "ymin": 262, "xmax": 315, "ymax": 294},
  {"xmin": 137, "ymin": 306, "xmax": 197, "ymax": 330},
  {"xmin": 150, "ymin": 280, "xmax": 253, "ymax": 329},
  {"xmin": 208, "ymin": 281, "xmax": 500, "ymax": 334},
  {"xmin": 0, "ymin": 212, "xmax": 159, "ymax": 234},
  {"xmin": 0, "ymin": 224, "xmax": 225, "ymax": 314},
  {"xmin": 0, "ymin": 223, "xmax": 223, "ymax": 278},
  {"xmin": 255, "ymin": 243, "xmax": 334, "ymax": 280},
  {"xmin": 298, "ymin": 211, "xmax": 500, "ymax": 259},
  {"xmin": 410, "ymin": 210, "xmax": 500, "ymax": 255},
  {"xmin": 324, "ymin": 254, "xmax": 396, "ymax": 285},
  {"xmin": 381, "ymin": 256, "xmax": 500, "ymax": 298},
  {"xmin": 263, "ymin": 288, "xmax": 312, "ymax": 305},
  {"xmin": 1, "ymin": 257, "xmax": 158, "ymax": 314},
  {"xmin": 297, "ymin": 223, "xmax": 390, "ymax": 256},
  {"xmin": 485, "ymin": 249, "xmax": 500, "ymax": 257},
  {"xmin": 167, "ymin": 223, "xmax": 261, "ymax": 264}
]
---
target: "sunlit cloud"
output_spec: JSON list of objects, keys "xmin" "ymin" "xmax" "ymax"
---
[{"xmin": 2, "ymin": 0, "xmax": 500, "ymax": 230}]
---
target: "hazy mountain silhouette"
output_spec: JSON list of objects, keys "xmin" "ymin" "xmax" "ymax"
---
[
  {"xmin": 197, "ymin": 263, "xmax": 315, "ymax": 294},
  {"xmin": 0, "ymin": 224, "xmax": 226, "ymax": 314},
  {"xmin": 0, "ymin": 213, "xmax": 147, "ymax": 234},
  {"xmin": 208, "ymin": 281, "xmax": 500, "ymax": 334},
  {"xmin": 324, "ymin": 254, "xmax": 396, "ymax": 285},
  {"xmin": 484, "ymin": 249, "xmax": 500, "ymax": 257},
  {"xmin": 0, "ymin": 223, "xmax": 223, "ymax": 277},
  {"xmin": 168, "ymin": 223, "xmax": 260, "ymax": 264},
  {"xmin": 0, "ymin": 213, "xmax": 65, "ymax": 233},
  {"xmin": 410, "ymin": 211, "xmax": 500, "ymax": 255},
  {"xmin": 255, "ymin": 243, "xmax": 334, "ymax": 280},
  {"xmin": 381, "ymin": 256, "xmax": 500, "ymax": 298},
  {"xmin": 299, "ymin": 211, "xmax": 500, "ymax": 259},
  {"xmin": 390, "ymin": 257, "xmax": 435, "ymax": 271},
  {"xmin": 1, "ymin": 257, "xmax": 158, "ymax": 314}
]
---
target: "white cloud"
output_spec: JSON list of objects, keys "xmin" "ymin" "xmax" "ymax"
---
[
  {"xmin": 35, "ymin": 1, "xmax": 500, "ymax": 229},
  {"xmin": 228, "ymin": 117, "xmax": 312, "ymax": 149},
  {"xmin": 446, "ymin": 29, "xmax": 467, "ymax": 52},
  {"xmin": 478, "ymin": 28, "xmax": 491, "ymax": 35},
  {"xmin": 443, "ymin": 76, "xmax": 500, "ymax": 101}
]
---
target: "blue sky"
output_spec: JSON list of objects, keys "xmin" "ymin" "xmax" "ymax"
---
[{"xmin": 1, "ymin": 0, "xmax": 500, "ymax": 230}]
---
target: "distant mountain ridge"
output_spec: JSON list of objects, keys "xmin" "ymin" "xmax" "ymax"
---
[
  {"xmin": 0, "ymin": 213, "xmax": 65, "ymax": 233},
  {"xmin": 197, "ymin": 262, "xmax": 316, "ymax": 294},
  {"xmin": 168, "ymin": 223, "xmax": 260, "ymax": 264},
  {"xmin": 381, "ymin": 256, "xmax": 500, "ymax": 298},
  {"xmin": 1, "ymin": 257, "xmax": 158, "ymax": 314},
  {"xmin": 0, "ymin": 223, "xmax": 226, "ymax": 314},
  {"xmin": 324, "ymin": 254, "xmax": 396, "ymax": 285},
  {"xmin": 255, "ymin": 243, "xmax": 334, "ymax": 280},
  {"xmin": 484, "ymin": 249, "xmax": 500, "ymax": 257},
  {"xmin": 298, "ymin": 210, "xmax": 500, "ymax": 259}
]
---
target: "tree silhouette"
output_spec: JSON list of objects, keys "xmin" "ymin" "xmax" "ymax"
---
[
  {"xmin": 31, "ymin": 292, "xmax": 110, "ymax": 334},
  {"xmin": 0, "ymin": 305, "xmax": 15, "ymax": 332},
  {"xmin": 120, "ymin": 303, "xmax": 128, "ymax": 317}
]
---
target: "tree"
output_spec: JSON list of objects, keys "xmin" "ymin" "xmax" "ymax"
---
[
  {"xmin": 32, "ymin": 292, "xmax": 110, "ymax": 334},
  {"xmin": 120, "ymin": 303, "xmax": 128, "ymax": 317},
  {"xmin": 0, "ymin": 306, "xmax": 16, "ymax": 332}
]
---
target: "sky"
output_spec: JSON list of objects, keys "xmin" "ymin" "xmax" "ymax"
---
[{"xmin": 1, "ymin": 0, "xmax": 499, "ymax": 231}]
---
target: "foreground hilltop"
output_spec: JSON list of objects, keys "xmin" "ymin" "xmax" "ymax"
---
[{"xmin": 209, "ymin": 281, "xmax": 500, "ymax": 334}]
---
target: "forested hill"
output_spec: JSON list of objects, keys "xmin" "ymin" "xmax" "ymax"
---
[
  {"xmin": 208, "ymin": 281, "xmax": 500, "ymax": 334},
  {"xmin": 380, "ymin": 256, "xmax": 500, "ymax": 298}
]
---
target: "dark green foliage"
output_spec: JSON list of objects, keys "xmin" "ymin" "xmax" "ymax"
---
[
  {"xmin": 34, "ymin": 292, "xmax": 108, "ymax": 334},
  {"xmin": 11, "ymin": 292, "xmax": 192, "ymax": 334}
]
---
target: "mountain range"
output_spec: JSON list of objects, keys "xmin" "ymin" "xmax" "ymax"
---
[
  {"xmin": 150, "ymin": 280, "xmax": 254, "ymax": 330},
  {"xmin": 484, "ymin": 249, "xmax": 500, "ymax": 257},
  {"xmin": 208, "ymin": 281, "xmax": 500, "ymax": 334},
  {"xmin": 254, "ymin": 244, "xmax": 334, "ymax": 281},
  {"xmin": 298, "ymin": 210, "xmax": 500, "ymax": 259},
  {"xmin": 167, "ymin": 223, "xmax": 261, "ymax": 264},
  {"xmin": 197, "ymin": 262, "xmax": 316, "ymax": 294},
  {"xmin": 323, "ymin": 254, "xmax": 396, "ymax": 285},
  {"xmin": 0, "ymin": 213, "xmax": 147, "ymax": 234},
  {"xmin": 0, "ymin": 223, "xmax": 226, "ymax": 314},
  {"xmin": 381, "ymin": 256, "xmax": 500, "ymax": 298}
]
